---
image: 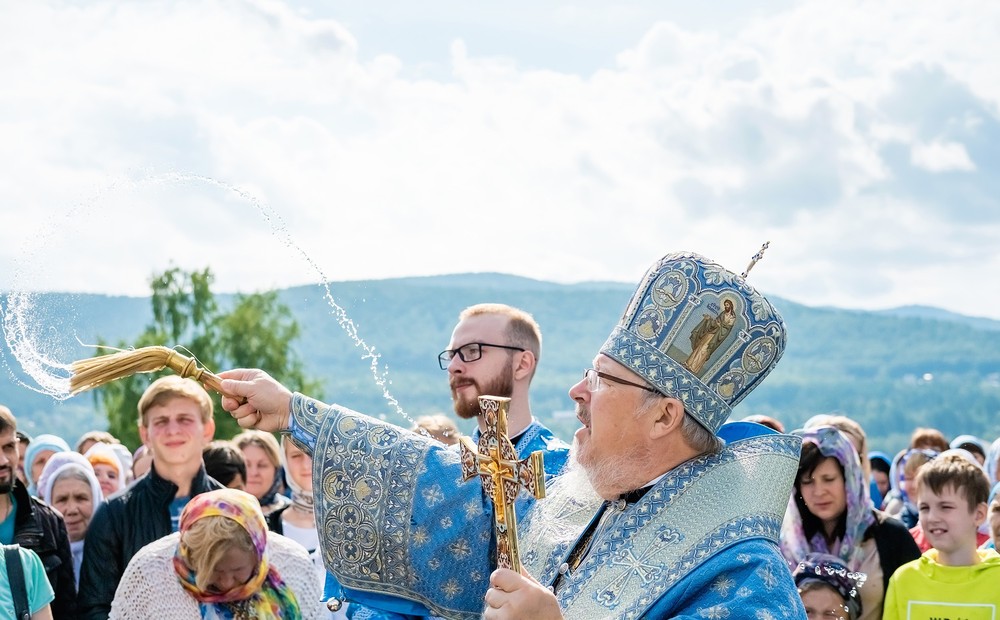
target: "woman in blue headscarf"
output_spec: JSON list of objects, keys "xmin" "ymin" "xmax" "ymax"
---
[
  {"xmin": 782, "ymin": 426, "xmax": 921, "ymax": 620},
  {"xmin": 882, "ymin": 447, "xmax": 938, "ymax": 529},
  {"xmin": 867, "ymin": 451, "xmax": 892, "ymax": 509},
  {"xmin": 23, "ymin": 434, "xmax": 70, "ymax": 497}
]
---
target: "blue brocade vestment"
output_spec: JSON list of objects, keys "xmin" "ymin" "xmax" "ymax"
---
[{"xmin": 289, "ymin": 396, "xmax": 807, "ymax": 619}]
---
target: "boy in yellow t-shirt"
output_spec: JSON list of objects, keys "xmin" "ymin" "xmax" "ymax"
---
[{"xmin": 883, "ymin": 453, "xmax": 1000, "ymax": 620}]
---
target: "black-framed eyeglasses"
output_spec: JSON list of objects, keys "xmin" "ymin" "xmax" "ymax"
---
[
  {"xmin": 438, "ymin": 342, "xmax": 525, "ymax": 370},
  {"xmin": 583, "ymin": 368, "xmax": 659, "ymax": 393}
]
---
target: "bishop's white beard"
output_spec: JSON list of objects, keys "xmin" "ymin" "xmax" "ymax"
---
[
  {"xmin": 559, "ymin": 441, "xmax": 603, "ymax": 503},
  {"xmin": 574, "ymin": 428, "xmax": 656, "ymax": 501},
  {"xmin": 523, "ymin": 442, "xmax": 604, "ymax": 550}
]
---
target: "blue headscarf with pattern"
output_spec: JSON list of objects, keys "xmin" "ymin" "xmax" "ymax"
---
[{"xmin": 781, "ymin": 426, "xmax": 876, "ymax": 571}]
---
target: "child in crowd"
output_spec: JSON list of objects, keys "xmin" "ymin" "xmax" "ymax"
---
[
  {"xmin": 908, "ymin": 448, "xmax": 991, "ymax": 552},
  {"xmin": 794, "ymin": 553, "xmax": 864, "ymax": 620},
  {"xmin": 983, "ymin": 482, "xmax": 1000, "ymax": 551},
  {"xmin": 883, "ymin": 453, "xmax": 1000, "ymax": 619},
  {"xmin": 883, "ymin": 448, "xmax": 937, "ymax": 529}
]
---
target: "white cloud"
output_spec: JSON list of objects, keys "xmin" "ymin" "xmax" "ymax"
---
[
  {"xmin": 910, "ymin": 141, "xmax": 977, "ymax": 172},
  {"xmin": 0, "ymin": 0, "xmax": 999, "ymax": 323}
]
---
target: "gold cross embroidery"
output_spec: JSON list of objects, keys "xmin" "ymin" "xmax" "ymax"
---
[{"xmin": 459, "ymin": 395, "xmax": 546, "ymax": 572}]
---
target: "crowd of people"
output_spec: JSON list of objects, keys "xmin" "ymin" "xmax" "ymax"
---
[{"xmin": 1, "ymin": 250, "xmax": 999, "ymax": 619}]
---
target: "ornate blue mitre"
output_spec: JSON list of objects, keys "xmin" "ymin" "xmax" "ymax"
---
[{"xmin": 600, "ymin": 251, "xmax": 786, "ymax": 434}]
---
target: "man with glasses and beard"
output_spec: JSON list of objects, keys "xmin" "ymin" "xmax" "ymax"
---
[
  {"xmin": 440, "ymin": 303, "xmax": 569, "ymax": 470},
  {"xmin": 328, "ymin": 303, "xmax": 570, "ymax": 619},
  {"xmin": 220, "ymin": 252, "xmax": 804, "ymax": 619}
]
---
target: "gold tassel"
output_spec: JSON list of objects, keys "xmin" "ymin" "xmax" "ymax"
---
[{"xmin": 70, "ymin": 345, "xmax": 225, "ymax": 396}]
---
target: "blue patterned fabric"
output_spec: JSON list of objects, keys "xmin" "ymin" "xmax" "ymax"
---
[
  {"xmin": 642, "ymin": 538, "xmax": 805, "ymax": 620},
  {"xmin": 323, "ymin": 419, "xmax": 570, "ymax": 620},
  {"xmin": 519, "ymin": 425, "xmax": 804, "ymax": 618},
  {"xmin": 600, "ymin": 252, "xmax": 786, "ymax": 434},
  {"xmin": 290, "ymin": 398, "xmax": 804, "ymax": 619},
  {"xmin": 346, "ymin": 540, "xmax": 803, "ymax": 620}
]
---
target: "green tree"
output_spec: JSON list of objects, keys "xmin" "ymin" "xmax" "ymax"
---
[{"xmin": 94, "ymin": 266, "xmax": 322, "ymax": 449}]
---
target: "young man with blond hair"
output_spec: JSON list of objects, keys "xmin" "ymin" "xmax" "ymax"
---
[
  {"xmin": 78, "ymin": 376, "xmax": 223, "ymax": 620},
  {"xmin": 883, "ymin": 453, "xmax": 1000, "ymax": 619}
]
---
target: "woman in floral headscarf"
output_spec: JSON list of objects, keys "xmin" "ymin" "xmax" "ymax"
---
[
  {"xmin": 781, "ymin": 426, "xmax": 920, "ymax": 620},
  {"xmin": 109, "ymin": 488, "xmax": 321, "ymax": 619}
]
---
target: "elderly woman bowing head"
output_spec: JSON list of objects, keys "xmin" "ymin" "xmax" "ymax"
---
[{"xmin": 109, "ymin": 488, "xmax": 320, "ymax": 619}]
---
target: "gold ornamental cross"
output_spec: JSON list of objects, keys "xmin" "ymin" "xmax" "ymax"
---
[{"xmin": 459, "ymin": 395, "xmax": 546, "ymax": 572}]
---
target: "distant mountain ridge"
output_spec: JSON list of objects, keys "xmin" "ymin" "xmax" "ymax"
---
[
  {"xmin": 2, "ymin": 273, "xmax": 999, "ymax": 454},
  {"xmin": 874, "ymin": 304, "xmax": 1000, "ymax": 331}
]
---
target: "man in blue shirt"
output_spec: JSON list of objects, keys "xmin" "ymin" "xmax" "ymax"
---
[{"xmin": 332, "ymin": 303, "xmax": 570, "ymax": 618}]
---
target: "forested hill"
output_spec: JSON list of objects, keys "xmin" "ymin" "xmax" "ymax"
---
[{"xmin": 3, "ymin": 273, "xmax": 999, "ymax": 454}]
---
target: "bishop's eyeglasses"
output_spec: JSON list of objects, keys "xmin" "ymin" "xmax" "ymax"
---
[
  {"xmin": 438, "ymin": 342, "xmax": 525, "ymax": 370},
  {"xmin": 583, "ymin": 368, "xmax": 659, "ymax": 393}
]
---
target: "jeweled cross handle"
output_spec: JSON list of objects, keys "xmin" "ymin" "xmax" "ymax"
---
[{"xmin": 459, "ymin": 395, "xmax": 545, "ymax": 571}]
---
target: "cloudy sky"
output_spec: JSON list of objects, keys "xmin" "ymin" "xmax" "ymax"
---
[{"xmin": 2, "ymin": 0, "xmax": 999, "ymax": 320}]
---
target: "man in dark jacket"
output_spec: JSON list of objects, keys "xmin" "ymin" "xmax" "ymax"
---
[
  {"xmin": 1, "ymin": 404, "xmax": 77, "ymax": 618},
  {"xmin": 78, "ymin": 377, "xmax": 223, "ymax": 619}
]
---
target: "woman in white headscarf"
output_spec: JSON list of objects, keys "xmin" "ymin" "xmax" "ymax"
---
[{"xmin": 39, "ymin": 452, "xmax": 103, "ymax": 587}]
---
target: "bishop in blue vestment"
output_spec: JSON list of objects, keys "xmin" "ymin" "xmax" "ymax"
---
[{"xmin": 221, "ymin": 251, "xmax": 807, "ymax": 619}]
